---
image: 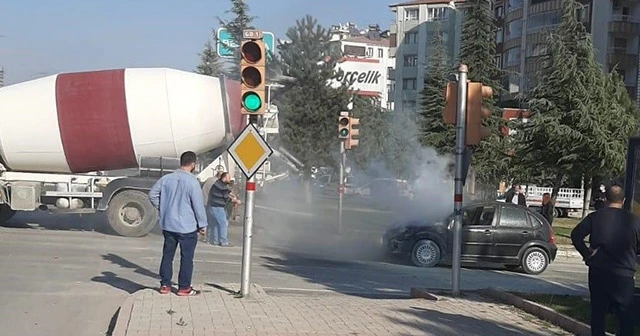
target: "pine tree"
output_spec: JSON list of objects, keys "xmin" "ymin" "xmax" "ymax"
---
[
  {"xmin": 217, "ymin": 0, "xmax": 256, "ymax": 79},
  {"xmin": 277, "ymin": 15, "xmax": 350, "ymax": 179},
  {"xmin": 195, "ymin": 39, "xmax": 224, "ymax": 77},
  {"xmin": 458, "ymin": 0, "xmax": 507, "ymax": 184},
  {"xmin": 514, "ymin": 0, "xmax": 639, "ymax": 203},
  {"xmin": 418, "ymin": 24, "xmax": 454, "ymax": 154}
]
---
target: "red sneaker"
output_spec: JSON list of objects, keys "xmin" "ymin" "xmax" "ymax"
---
[
  {"xmin": 176, "ymin": 287, "xmax": 200, "ymax": 296},
  {"xmin": 159, "ymin": 286, "xmax": 171, "ymax": 294}
]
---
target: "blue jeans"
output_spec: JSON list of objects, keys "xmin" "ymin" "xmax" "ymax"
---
[
  {"xmin": 159, "ymin": 230, "xmax": 198, "ymax": 290},
  {"xmin": 207, "ymin": 206, "xmax": 229, "ymax": 245}
]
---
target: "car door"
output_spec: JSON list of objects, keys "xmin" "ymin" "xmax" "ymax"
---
[
  {"xmin": 461, "ymin": 205, "xmax": 497, "ymax": 259},
  {"xmin": 493, "ymin": 205, "xmax": 535, "ymax": 261}
]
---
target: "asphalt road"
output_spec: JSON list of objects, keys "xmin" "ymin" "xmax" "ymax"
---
[{"xmin": 0, "ymin": 191, "xmax": 590, "ymax": 336}]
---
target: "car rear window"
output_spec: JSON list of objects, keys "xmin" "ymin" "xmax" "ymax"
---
[{"xmin": 528, "ymin": 213, "xmax": 543, "ymax": 228}]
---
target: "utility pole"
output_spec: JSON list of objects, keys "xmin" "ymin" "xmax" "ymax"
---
[{"xmin": 451, "ymin": 64, "xmax": 468, "ymax": 296}]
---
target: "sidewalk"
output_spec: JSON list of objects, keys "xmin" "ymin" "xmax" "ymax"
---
[{"xmin": 113, "ymin": 284, "xmax": 571, "ymax": 336}]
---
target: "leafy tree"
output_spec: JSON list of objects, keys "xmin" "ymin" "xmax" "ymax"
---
[
  {"xmin": 195, "ymin": 38, "xmax": 224, "ymax": 77},
  {"xmin": 419, "ymin": 24, "xmax": 454, "ymax": 154},
  {"xmin": 276, "ymin": 15, "xmax": 351, "ymax": 201},
  {"xmin": 513, "ymin": 0, "xmax": 639, "ymax": 215},
  {"xmin": 458, "ymin": 0, "xmax": 507, "ymax": 184}
]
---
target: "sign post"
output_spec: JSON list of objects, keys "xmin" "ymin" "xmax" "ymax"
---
[{"xmin": 227, "ymin": 123, "xmax": 273, "ymax": 297}]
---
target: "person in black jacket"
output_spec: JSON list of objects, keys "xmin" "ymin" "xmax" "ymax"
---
[
  {"xmin": 540, "ymin": 192, "xmax": 554, "ymax": 226},
  {"xmin": 505, "ymin": 184, "xmax": 527, "ymax": 206},
  {"xmin": 571, "ymin": 185, "xmax": 640, "ymax": 336}
]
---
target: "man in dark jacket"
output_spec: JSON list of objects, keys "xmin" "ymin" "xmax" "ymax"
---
[
  {"xmin": 571, "ymin": 185, "xmax": 640, "ymax": 336},
  {"xmin": 206, "ymin": 172, "xmax": 240, "ymax": 246},
  {"xmin": 505, "ymin": 184, "xmax": 527, "ymax": 206}
]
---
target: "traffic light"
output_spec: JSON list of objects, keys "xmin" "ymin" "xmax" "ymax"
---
[
  {"xmin": 346, "ymin": 117, "xmax": 359, "ymax": 150},
  {"xmin": 338, "ymin": 112, "xmax": 349, "ymax": 139},
  {"xmin": 443, "ymin": 81, "xmax": 457, "ymax": 125},
  {"xmin": 465, "ymin": 82, "xmax": 493, "ymax": 146},
  {"xmin": 240, "ymin": 37, "xmax": 266, "ymax": 115}
]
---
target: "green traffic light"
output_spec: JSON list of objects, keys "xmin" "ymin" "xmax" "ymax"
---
[
  {"xmin": 340, "ymin": 128, "xmax": 349, "ymax": 137},
  {"xmin": 242, "ymin": 92, "xmax": 262, "ymax": 112}
]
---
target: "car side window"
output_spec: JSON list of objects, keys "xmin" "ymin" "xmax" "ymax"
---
[
  {"xmin": 462, "ymin": 206, "xmax": 495, "ymax": 226},
  {"xmin": 499, "ymin": 206, "xmax": 531, "ymax": 228}
]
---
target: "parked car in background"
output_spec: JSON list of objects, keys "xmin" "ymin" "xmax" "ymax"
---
[{"xmin": 382, "ymin": 201, "xmax": 557, "ymax": 275}]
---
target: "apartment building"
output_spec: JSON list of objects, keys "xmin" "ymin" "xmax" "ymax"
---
[
  {"xmin": 495, "ymin": 0, "xmax": 640, "ymax": 105},
  {"xmin": 389, "ymin": 0, "xmax": 464, "ymax": 113},
  {"xmin": 329, "ymin": 23, "xmax": 396, "ymax": 110}
]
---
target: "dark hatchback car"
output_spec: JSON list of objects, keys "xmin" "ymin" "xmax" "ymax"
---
[{"xmin": 383, "ymin": 201, "xmax": 558, "ymax": 275}]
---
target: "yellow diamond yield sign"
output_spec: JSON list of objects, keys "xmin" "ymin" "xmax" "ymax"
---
[{"xmin": 227, "ymin": 123, "xmax": 273, "ymax": 179}]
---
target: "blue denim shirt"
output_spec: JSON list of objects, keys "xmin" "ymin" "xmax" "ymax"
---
[{"xmin": 148, "ymin": 169, "xmax": 208, "ymax": 234}]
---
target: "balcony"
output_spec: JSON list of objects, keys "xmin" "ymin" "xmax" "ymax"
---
[
  {"xmin": 609, "ymin": 15, "xmax": 640, "ymax": 35},
  {"xmin": 608, "ymin": 47, "xmax": 639, "ymax": 68}
]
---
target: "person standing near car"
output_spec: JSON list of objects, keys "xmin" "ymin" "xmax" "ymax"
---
[
  {"xmin": 149, "ymin": 151, "xmax": 207, "ymax": 296},
  {"xmin": 506, "ymin": 184, "xmax": 527, "ymax": 206},
  {"xmin": 570, "ymin": 185, "xmax": 640, "ymax": 336},
  {"xmin": 540, "ymin": 192, "xmax": 554, "ymax": 226}
]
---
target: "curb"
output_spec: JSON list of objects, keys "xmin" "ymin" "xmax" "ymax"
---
[
  {"xmin": 479, "ymin": 288, "xmax": 614, "ymax": 336},
  {"xmin": 110, "ymin": 292, "xmax": 136, "ymax": 336}
]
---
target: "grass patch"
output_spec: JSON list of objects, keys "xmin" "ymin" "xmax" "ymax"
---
[
  {"xmin": 552, "ymin": 218, "xmax": 580, "ymax": 245},
  {"xmin": 516, "ymin": 293, "xmax": 640, "ymax": 336}
]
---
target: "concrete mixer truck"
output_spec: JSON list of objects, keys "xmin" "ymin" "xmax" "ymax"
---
[{"xmin": 0, "ymin": 67, "xmax": 245, "ymax": 237}]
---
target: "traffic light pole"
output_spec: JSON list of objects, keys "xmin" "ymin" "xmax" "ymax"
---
[
  {"xmin": 239, "ymin": 117, "xmax": 258, "ymax": 298},
  {"xmin": 452, "ymin": 64, "xmax": 468, "ymax": 296},
  {"xmin": 338, "ymin": 140, "xmax": 345, "ymax": 233}
]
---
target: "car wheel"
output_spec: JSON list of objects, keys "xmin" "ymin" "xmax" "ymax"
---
[
  {"xmin": 411, "ymin": 239, "xmax": 441, "ymax": 268},
  {"xmin": 521, "ymin": 247, "xmax": 549, "ymax": 275}
]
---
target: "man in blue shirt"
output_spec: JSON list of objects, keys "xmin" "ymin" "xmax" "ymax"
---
[{"xmin": 149, "ymin": 151, "xmax": 207, "ymax": 296}]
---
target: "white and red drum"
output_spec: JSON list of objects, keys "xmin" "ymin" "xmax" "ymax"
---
[{"xmin": 0, "ymin": 68, "xmax": 243, "ymax": 173}]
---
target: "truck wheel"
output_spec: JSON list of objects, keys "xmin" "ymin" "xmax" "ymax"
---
[
  {"xmin": 0, "ymin": 204, "xmax": 15, "ymax": 224},
  {"xmin": 106, "ymin": 190, "xmax": 157, "ymax": 237}
]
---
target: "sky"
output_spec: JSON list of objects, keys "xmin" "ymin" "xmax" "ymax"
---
[{"xmin": 0, "ymin": 0, "xmax": 396, "ymax": 84}]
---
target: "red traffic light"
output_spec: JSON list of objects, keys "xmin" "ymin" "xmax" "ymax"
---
[{"xmin": 241, "ymin": 41, "xmax": 263, "ymax": 64}]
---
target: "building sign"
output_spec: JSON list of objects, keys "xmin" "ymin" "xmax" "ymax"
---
[{"xmin": 331, "ymin": 58, "xmax": 387, "ymax": 97}]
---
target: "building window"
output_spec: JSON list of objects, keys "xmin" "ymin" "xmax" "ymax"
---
[
  {"xmin": 507, "ymin": 0, "xmax": 523, "ymax": 11},
  {"xmin": 406, "ymin": 32, "xmax": 418, "ymax": 44},
  {"xmin": 404, "ymin": 54, "xmax": 418, "ymax": 67},
  {"xmin": 495, "ymin": 5, "xmax": 504, "ymax": 18},
  {"xmin": 402, "ymin": 100, "xmax": 417, "ymax": 110},
  {"xmin": 577, "ymin": 4, "xmax": 590, "ymax": 23},
  {"xmin": 494, "ymin": 55, "xmax": 502, "ymax": 67},
  {"xmin": 427, "ymin": 7, "xmax": 449, "ymax": 21},
  {"xmin": 403, "ymin": 78, "xmax": 417, "ymax": 90},
  {"xmin": 378, "ymin": 48, "xmax": 384, "ymax": 58},
  {"xmin": 506, "ymin": 73, "xmax": 520, "ymax": 94},
  {"xmin": 527, "ymin": 11, "xmax": 560, "ymax": 31},
  {"xmin": 526, "ymin": 43, "xmax": 548, "ymax": 57},
  {"xmin": 405, "ymin": 8, "xmax": 419, "ymax": 21},
  {"xmin": 344, "ymin": 45, "xmax": 366, "ymax": 57},
  {"xmin": 503, "ymin": 47, "xmax": 521, "ymax": 67},
  {"xmin": 505, "ymin": 19, "xmax": 522, "ymax": 40},
  {"xmin": 496, "ymin": 28, "xmax": 503, "ymax": 44},
  {"xmin": 612, "ymin": 38, "xmax": 628, "ymax": 53}
]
